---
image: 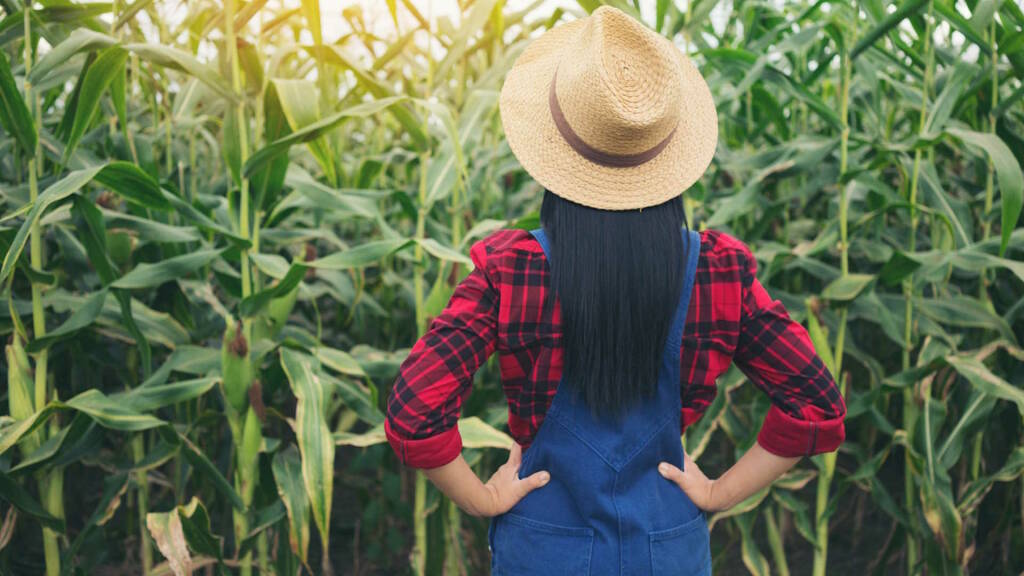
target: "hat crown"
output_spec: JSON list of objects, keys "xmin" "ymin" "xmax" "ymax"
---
[{"xmin": 553, "ymin": 7, "xmax": 682, "ymax": 156}]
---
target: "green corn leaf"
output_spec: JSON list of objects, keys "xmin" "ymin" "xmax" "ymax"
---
[
  {"xmin": 243, "ymin": 236, "xmax": 414, "ymax": 316},
  {"xmin": 0, "ymin": 50, "xmax": 36, "ymax": 157},
  {"xmin": 945, "ymin": 128, "xmax": 1023, "ymax": 255},
  {"xmin": 316, "ymin": 347, "xmax": 369, "ymax": 378},
  {"xmin": 113, "ymin": 0, "xmax": 157, "ymax": 30},
  {"xmin": 319, "ymin": 372, "xmax": 382, "ymax": 426},
  {"xmin": 110, "ymin": 61, "xmax": 127, "ymax": 134},
  {"xmin": 62, "ymin": 45, "xmax": 129, "ymax": 163},
  {"xmin": 11, "ymin": 414, "xmax": 98, "ymax": 475},
  {"xmin": 917, "ymin": 159, "xmax": 973, "ymax": 248},
  {"xmin": 878, "ymin": 250, "xmax": 923, "ymax": 286},
  {"xmin": 458, "ymin": 416, "xmax": 514, "ymax": 449},
  {"xmin": 159, "ymin": 427, "xmax": 245, "ymax": 511},
  {"xmin": 139, "ymin": 346, "xmax": 221, "ymax": 387},
  {"xmin": 238, "ymin": 264, "xmax": 307, "ymax": 318},
  {"xmin": 314, "ymin": 46, "xmax": 428, "ymax": 150},
  {"xmin": 0, "ymin": 469, "xmax": 65, "ymax": 532},
  {"xmin": 236, "ymin": 501, "xmax": 287, "ymax": 560},
  {"xmin": 850, "ymin": 0, "xmax": 929, "ymax": 59},
  {"xmin": 385, "ymin": 0, "xmax": 399, "ymax": 30},
  {"xmin": 161, "ymin": 192, "xmax": 251, "ymax": 248},
  {"xmin": 26, "ymin": 289, "xmax": 107, "ymax": 352},
  {"xmin": 110, "ymin": 248, "xmax": 222, "ymax": 289},
  {"xmin": 124, "ymin": 43, "xmax": 237, "ymax": 102},
  {"xmin": 284, "ymin": 167, "xmax": 380, "ymax": 219},
  {"xmin": 273, "ymin": 79, "xmax": 336, "ymax": 185},
  {"xmin": 945, "ymin": 355, "xmax": 1024, "ymax": 417},
  {"xmin": 737, "ymin": 512, "xmax": 771, "ymax": 576},
  {"xmin": 959, "ymin": 447, "xmax": 1024, "ymax": 516},
  {"xmin": 772, "ymin": 489, "xmax": 817, "ymax": 546},
  {"xmin": 820, "ymin": 273, "xmax": 875, "ymax": 302},
  {"xmin": 101, "ymin": 208, "xmax": 203, "ymax": 244},
  {"xmin": 708, "ymin": 487, "xmax": 771, "ymax": 530},
  {"xmin": 434, "ymin": 0, "xmax": 500, "ymax": 82},
  {"xmin": 28, "ymin": 28, "xmax": 117, "ymax": 84},
  {"xmin": 243, "ymin": 96, "xmax": 407, "ymax": 178},
  {"xmin": 0, "ymin": 404, "xmax": 64, "ymax": 457},
  {"xmin": 176, "ymin": 498, "xmax": 225, "ymax": 568},
  {"xmin": 307, "ymin": 238, "xmax": 413, "ymax": 270},
  {"xmin": 924, "ymin": 63, "xmax": 975, "ymax": 136},
  {"xmin": 1, "ymin": 165, "xmax": 106, "ymax": 285},
  {"xmin": 272, "ymin": 445, "xmax": 312, "ymax": 568},
  {"xmin": 280, "ymin": 348, "xmax": 334, "ymax": 552},
  {"xmin": 937, "ymin": 391, "xmax": 997, "ymax": 470},
  {"xmin": 334, "ymin": 424, "xmax": 387, "ymax": 447},
  {"xmin": 64, "ymin": 389, "xmax": 165, "ymax": 431},
  {"xmin": 69, "ymin": 195, "xmax": 154, "ymax": 373},
  {"xmin": 1, "ymin": 390, "xmax": 165, "ymax": 457},
  {"xmin": 249, "ymin": 253, "xmax": 290, "ymax": 280},
  {"xmin": 114, "ymin": 377, "xmax": 219, "ymax": 413},
  {"xmin": 251, "ymin": 81, "xmax": 291, "ymax": 210},
  {"xmin": 222, "ymin": 104, "xmax": 242, "ymax": 188},
  {"xmin": 773, "ymin": 468, "xmax": 818, "ymax": 491},
  {"xmin": 656, "ymin": 0, "xmax": 670, "ymax": 32},
  {"xmin": 969, "ymin": 0, "xmax": 1003, "ymax": 33},
  {"xmin": 918, "ymin": 473, "xmax": 963, "ymax": 564},
  {"xmin": 915, "ymin": 295, "xmax": 1016, "ymax": 343},
  {"xmin": 37, "ymin": 3, "xmax": 111, "ymax": 23},
  {"xmin": 94, "ymin": 161, "xmax": 170, "ymax": 210},
  {"xmin": 416, "ymin": 238, "xmax": 473, "ymax": 267}
]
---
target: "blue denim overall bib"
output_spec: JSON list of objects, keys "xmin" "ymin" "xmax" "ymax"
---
[{"xmin": 488, "ymin": 228, "xmax": 710, "ymax": 576}]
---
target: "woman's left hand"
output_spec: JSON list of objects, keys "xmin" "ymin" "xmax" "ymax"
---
[{"xmin": 658, "ymin": 450, "xmax": 723, "ymax": 512}]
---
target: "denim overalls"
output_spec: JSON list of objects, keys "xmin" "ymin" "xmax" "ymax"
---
[{"xmin": 488, "ymin": 227, "xmax": 710, "ymax": 576}]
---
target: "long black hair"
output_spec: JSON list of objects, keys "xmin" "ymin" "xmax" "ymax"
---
[{"xmin": 540, "ymin": 190, "xmax": 689, "ymax": 416}]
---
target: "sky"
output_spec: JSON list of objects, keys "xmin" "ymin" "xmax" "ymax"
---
[{"xmin": 155, "ymin": 1, "xmax": 685, "ymax": 46}]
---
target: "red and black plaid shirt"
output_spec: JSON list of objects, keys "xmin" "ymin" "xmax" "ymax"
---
[{"xmin": 385, "ymin": 229, "xmax": 846, "ymax": 469}]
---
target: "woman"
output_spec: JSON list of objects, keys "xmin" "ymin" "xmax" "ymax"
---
[{"xmin": 385, "ymin": 6, "xmax": 845, "ymax": 575}]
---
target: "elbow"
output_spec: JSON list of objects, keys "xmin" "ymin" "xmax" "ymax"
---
[{"xmin": 384, "ymin": 415, "xmax": 464, "ymax": 470}]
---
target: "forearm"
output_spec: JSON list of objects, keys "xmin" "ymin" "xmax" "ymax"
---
[
  {"xmin": 422, "ymin": 454, "xmax": 491, "ymax": 517},
  {"xmin": 711, "ymin": 441, "xmax": 799, "ymax": 510}
]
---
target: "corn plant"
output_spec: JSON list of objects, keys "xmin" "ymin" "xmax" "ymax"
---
[{"xmin": 0, "ymin": 0, "xmax": 1022, "ymax": 575}]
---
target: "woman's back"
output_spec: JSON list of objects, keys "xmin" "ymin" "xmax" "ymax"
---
[{"xmin": 385, "ymin": 228, "xmax": 844, "ymax": 468}]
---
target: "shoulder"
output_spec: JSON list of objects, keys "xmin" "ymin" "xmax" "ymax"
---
[
  {"xmin": 698, "ymin": 229, "xmax": 758, "ymax": 281},
  {"xmin": 468, "ymin": 229, "xmax": 543, "ymax": 277}
]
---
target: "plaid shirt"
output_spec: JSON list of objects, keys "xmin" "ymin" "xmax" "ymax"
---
[{"xmin": 385, "ymin": 229, "xmax": 846, "ymax": 469}]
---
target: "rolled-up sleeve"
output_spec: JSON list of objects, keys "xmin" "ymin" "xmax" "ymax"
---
[
  {"xmin": 384, "ymin": 242, "xmax": 498, "ymax": 469},
  {"xmin": 732, "ymin": 245, "xmax": 846, "ymax": 457}
]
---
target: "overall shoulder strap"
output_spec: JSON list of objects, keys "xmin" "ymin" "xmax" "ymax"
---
[
  {"xmin": 679, "ymin": 228, "xmax": 702, "ymax": 324},
  {"xmin": 530, "ymin": 228, "xmax": 551, "ymax": 259},
  {"xmin": 664, "ymin": 228, "xmax": 702, "ymax": 358}
]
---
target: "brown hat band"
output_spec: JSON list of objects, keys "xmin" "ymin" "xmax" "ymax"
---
[{"xmin": 548, "ymin": 69, "xmax": 678, "ymax": 169}]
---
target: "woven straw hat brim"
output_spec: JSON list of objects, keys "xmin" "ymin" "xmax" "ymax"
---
[{"xmin": 499, "ymin": 17, "xmax": 718, "ymax": 211}]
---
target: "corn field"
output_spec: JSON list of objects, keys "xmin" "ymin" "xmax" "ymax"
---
[{"xmin": 0, "ymin": 0, "xmax": 1021, "ymax": 574}]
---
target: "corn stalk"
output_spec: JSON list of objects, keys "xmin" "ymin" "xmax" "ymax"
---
[
  {"xmin": 811, "ymin": 19, "xmax": 852, "ymax": 576},
  {"xmin": 223, "ymin": 1, "xmax": 258, "ymax": 575},
  {"xmin": 20, "ymin": 5, "xmax": 63, "ymax": 575},
  {"xmin": 902, "ymin": 5, "xmax": 933, "ymax": 572}
]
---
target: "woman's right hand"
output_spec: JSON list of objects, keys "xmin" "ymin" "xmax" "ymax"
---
[{"xmin": 476, "ymin": 443, "xmax": 551, "ymax": 517}]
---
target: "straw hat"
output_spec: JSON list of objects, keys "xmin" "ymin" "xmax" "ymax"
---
[{"xmin": 499, "ymin": 6, "xmax": 718, "ymax": 211}]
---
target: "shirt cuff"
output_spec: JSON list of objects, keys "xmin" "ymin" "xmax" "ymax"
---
[
  {"xmin": 756, "ymin": 405, "xmax": 845, "ymax": 457},
  {"xmin": 385, "ymin": 418, "xmax": 463, "ymax": 469}
]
